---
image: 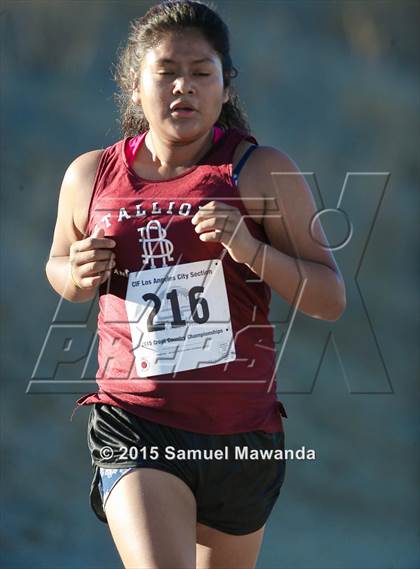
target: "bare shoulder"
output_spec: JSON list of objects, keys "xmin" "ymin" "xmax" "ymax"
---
[
  {"xmin": 248, "ymin": 145, "xmax": 312, "ymax": 211},
  {"xmin": 248, "ymin": 145, "xmax": 342, "ymax": 275},
  {"xmin": 248, "ymin": 145, "xmax": 301, "ymax": 186},
  {"xmin": 64, "ymin": 149, "xmax": 104, "ymax": 181},
  {"xmin": 48, "ymin": 149, "xmax": 104, "ymax": 259},
  {"xmin": 63, "ymin": 149, "xmax": 104, "ymax": 236},
  {"xmin": 232, "ymin": 142, "xmax": 298, "ymax": 226}
]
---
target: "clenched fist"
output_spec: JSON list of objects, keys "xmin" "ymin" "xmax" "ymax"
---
[{"xmin": 69, "ymin": 226, "xmax": 116, "ymax": 289}]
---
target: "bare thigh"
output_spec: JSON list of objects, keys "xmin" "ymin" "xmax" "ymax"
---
[
  {"xmin": 196, "ymin": 522, "xmax": 265, "ymax": 569},
  {"xmin": 104, "ymin": 467, "xmax": 197, "ymax": 569}
]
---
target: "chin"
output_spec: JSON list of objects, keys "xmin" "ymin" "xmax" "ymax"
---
[{"xmin": 166, "ymin": 121, "xmax": 211, "ymax": 141}]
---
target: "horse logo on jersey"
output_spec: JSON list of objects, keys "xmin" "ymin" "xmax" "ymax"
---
[{"xmin": 137, "ymin": 219, "xmax": 175, "ymax": 268}]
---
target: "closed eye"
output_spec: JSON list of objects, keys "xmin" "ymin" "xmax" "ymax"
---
[{"xmin": 157, "ymin": 72, "xmax": 211, "ymax": 77}]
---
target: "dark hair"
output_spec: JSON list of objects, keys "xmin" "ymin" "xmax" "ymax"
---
[{"xmin": 112, "ymin": 0, "xmax": 250, "ymax": 137}]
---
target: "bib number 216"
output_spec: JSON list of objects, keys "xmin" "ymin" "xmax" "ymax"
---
[
  {"xmin": 125, "ymin": 259, "xmax": 236, "ymax": 377},
  {"xmin": 143, "ymin": 286, "xmax": 209, "ymax": 331}
]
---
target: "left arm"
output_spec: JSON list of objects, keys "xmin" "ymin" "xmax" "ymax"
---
[
  {"xmin": 244, "ymin": 147, "xmax": 346, "ymax": 322},
  {"xmin": 191, "ymin": 146, "xmax": 346, "ymax": 322}
]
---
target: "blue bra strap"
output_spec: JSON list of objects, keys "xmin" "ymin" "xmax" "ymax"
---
[{"xmin": 232, "ymin": 144, "xmax": 258, "ymax": 187}]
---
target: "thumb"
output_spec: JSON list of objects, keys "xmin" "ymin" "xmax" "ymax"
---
[{"xmin": 91, "ymin": 225, "xmax": 104, "ymax": 238}]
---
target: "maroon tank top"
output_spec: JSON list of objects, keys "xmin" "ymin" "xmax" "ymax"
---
[{"xmin": 71, "ymin": 126, "xmax": 287, "ymax": 434}]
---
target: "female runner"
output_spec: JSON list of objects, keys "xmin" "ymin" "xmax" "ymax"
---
[{"xmin": 46, "ymin": 1, "xmax": 346, "ymax": 568}]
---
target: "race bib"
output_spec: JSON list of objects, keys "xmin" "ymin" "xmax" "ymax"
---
[{"xmin": 125, "ymin": 259, "xmax": 236, "ymax": 377}]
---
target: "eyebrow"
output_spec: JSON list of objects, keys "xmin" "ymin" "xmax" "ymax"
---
[{"xmin": 154, "ymin": 57, "xmax": 215, "ymax": 65}]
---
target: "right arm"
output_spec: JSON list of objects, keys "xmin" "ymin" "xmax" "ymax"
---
[{"xmin": 45, "ymin": 150, "xmax": 116, "ymax": 303}]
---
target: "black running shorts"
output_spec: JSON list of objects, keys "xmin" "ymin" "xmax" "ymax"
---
[{"xmin": 87, "ymin": 403, "xmax": 286, "ymax": 536}]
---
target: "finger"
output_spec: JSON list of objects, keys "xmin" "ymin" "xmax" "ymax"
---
[
  {"xmin": 89, "ymin": 274, "xmax": 103, "ymax": 287},
  {"xmin": 86, "ymin": 225, "xmax": 116, "ymax": 249},
  {"xmin": 193, "ymin": 213, "xmax": 225, "ymax": 227},
  {"xmin": 194, "ymin": 216, "xmax": 233, "ymax": 234},
  {"xmin": 200, "ymin": 200, "xmax": 217, "ymax": 210},
  {"xmin": 191, "ymin": 201, "xmax": 220, "ymax": 224},
  {"xmin": 79, "ymin": 259, "xmax": 116, "ymax": 277},
  {"xmin": 92, "ymin": 225, "xmax": 104, "ymax": 238},
  {"xmin": 76, "ymin": 274, "xmax": 103, "ymax": 289},
  {"xmin": 77, "ymin": 264, "xmax": 112, "ymax": 288},
  {"xmin": 99, "ymin": 270, "xmax": 112, "ymax": 285},
  {"xmin": 75, "ymin": 234, "xmax": 116, "ymax": 252},
  {"xmin": 192, "ymin": 204, "xmax": 236, "ymax": 225},
  {"xmin": 199, "ymin": 201, "xmax": 235, "ymax": 213},
  {"xmin": 75, "ymin": 249, "xmax": 116, "ymax": 265},
  {"xmin": 198, "ymin": 229, "xmax": 224, "ymax": 241}
]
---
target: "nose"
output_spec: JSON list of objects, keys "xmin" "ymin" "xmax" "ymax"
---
[{"xmin": 172, "ymin": 75, "xmax": 195, "ymax": 95}]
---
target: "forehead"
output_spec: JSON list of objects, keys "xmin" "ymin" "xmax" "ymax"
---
[{"xmin": 143, "ymin": 30, "xmax": 220, "ymax": 66}]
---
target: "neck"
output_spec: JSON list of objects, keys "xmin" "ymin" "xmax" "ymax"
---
[{"xmin": 144, "ymin": 128, "xmax": 214, "ymax": 175}]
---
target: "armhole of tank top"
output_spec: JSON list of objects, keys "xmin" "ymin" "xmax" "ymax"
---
[
  {"xmin": 231, "ymin": 144, "xmax": 258, "ymax": 188},
  {"xmin": 85, "ymin": 148, "xmax": 107, "ymax": 236}
]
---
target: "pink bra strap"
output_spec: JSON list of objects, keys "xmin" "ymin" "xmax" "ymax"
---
[
  {"xmin": 213, "ymin": 125, "xmax": 225, "ymax": 144},
  {"xmin": 125, "ymin": 131, "xmax": 147, "ymax": 168}
]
